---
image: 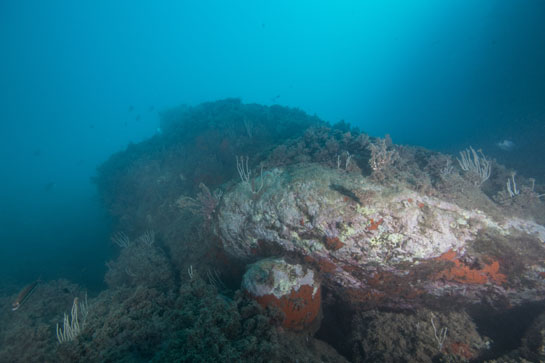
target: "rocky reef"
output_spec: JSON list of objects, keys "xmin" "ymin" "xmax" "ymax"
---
[{"xmin": 3, "ymin": 99, "xmax": 545, "ymax": 362}]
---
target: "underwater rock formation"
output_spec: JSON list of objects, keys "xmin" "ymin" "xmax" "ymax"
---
[
  {"xmin": 216, "ymin": 162, "xmax": 545, "ymax": 310},
  {"xmin": 242, "ymin": 257, "xmax": 321, "ymax": 331},
  {"xmin": 88, "ymin": 99, "xmax": 545, "ymax": 361}
]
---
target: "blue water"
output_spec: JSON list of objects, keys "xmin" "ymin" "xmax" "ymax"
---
[{"xmin": 1, "ymin": 0, "xmax": 544, "ymax": 290}]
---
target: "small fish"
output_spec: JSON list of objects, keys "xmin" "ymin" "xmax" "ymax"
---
[
  {"xmin": 135, "ymin": 115, "xmax": 141, "ymax": 121},
  {"xmin": 128, "ymin": 105, "xmax": 134, "ymax": 112},
  {"xmin": 497, "ymin": 139, "xmax": 515, "ymax": 151},
  {"xmin": 12, "ymin": 280, "xmax": 40, "ymax": 311}
]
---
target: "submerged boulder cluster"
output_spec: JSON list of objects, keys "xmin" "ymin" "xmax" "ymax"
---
[{"xmin": 3, "ymin": 99, "xmax": 545, "ymax": 362}]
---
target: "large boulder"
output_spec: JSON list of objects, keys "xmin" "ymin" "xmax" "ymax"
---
[{"xmin": 216, "ymin": 163, "xmax": 545, "ymax": 310}]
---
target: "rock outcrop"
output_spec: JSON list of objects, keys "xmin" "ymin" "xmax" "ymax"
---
[{"xmin": 216, "ymin": 163, "xmax": 545, "ymax": 310}]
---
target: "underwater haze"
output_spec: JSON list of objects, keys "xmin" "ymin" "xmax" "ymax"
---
[{"xmin": 1, "ymin": 1, "xmax": 545, "ymax": 361}]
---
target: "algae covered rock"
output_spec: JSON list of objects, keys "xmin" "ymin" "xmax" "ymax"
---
[
  {"xmin": 242, "ymin": 257, "xmax": 321, "ymax": 332},
  {"xmin": 216, "ymin": 163, "xmax": 545, "ymax": 310}
]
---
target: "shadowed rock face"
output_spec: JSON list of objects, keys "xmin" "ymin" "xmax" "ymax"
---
[{"xmin": 216, "ymin": 163, "xmax": 545, "ymax": 310}]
